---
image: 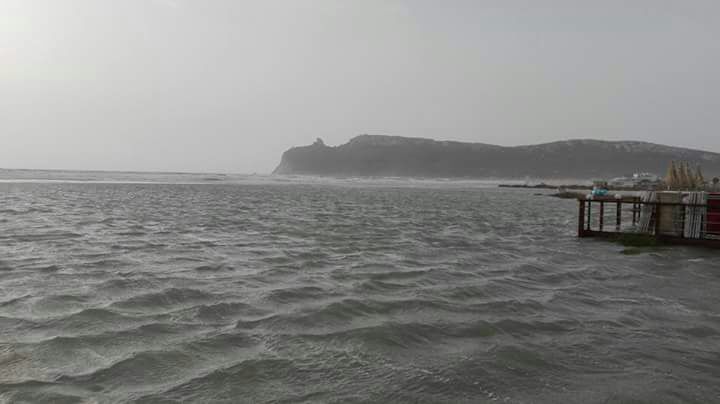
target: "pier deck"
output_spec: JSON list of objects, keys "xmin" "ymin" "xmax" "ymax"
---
[{"xmin": 577, "ymin": 195, "xmax": 720, "ymax": 249}]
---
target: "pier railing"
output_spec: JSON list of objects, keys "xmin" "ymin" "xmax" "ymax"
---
[{"xmin": 577, "ymin": 196, "xmax": 720, "ymax": 248}]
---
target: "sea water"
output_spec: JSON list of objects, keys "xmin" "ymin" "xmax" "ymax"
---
[{"xmin": 0, "ymin": 171, "xmax": 719, "ymax": 403}]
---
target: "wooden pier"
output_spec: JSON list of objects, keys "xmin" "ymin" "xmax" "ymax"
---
[{"xmin": 577, "ymin": 195, "xmax": 720, "ymax": 248}]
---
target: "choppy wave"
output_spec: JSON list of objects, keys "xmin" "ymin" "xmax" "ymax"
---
[{"xmin": 1, "ymin": 176, "xmax": 720, "ymax": 403}]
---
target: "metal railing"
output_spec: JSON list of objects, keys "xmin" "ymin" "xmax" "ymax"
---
[{"xmin": 577, "ymin": 196, "xmax": 720, "ymax": 247}]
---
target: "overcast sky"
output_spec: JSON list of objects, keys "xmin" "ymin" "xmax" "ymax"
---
[{"xmin": 2, "ymin": 0, "xmax": 719, "ymax": 173}]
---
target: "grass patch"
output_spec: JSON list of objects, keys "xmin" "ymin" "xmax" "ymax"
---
[
  {"xmin": 614, "ymin": 233, "xmax": 665, "ymax": 254},
  {"xmin": 615, "ymin": 233, "xmax": 663, "ymax": 248}
]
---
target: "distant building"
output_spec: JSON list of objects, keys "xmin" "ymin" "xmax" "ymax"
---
[{"xmin": 609, "ymin": 172, "xmax": 661, "ymax": 188}]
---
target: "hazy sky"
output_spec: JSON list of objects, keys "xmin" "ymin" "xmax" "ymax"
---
[{"xmin": 2, "ymin": 0, "xmax": 719, "ymax": 173}]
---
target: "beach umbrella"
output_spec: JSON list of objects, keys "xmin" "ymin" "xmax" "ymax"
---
[
  {"xmin": 681, "ymin": 161, "xmax": 695, "ymax": 190},
  {"xmin": 695, "ymin": 165, "xmax": 705, "ymax": 189},
  {"xmin": 665, "ymin": 161, "xmax": 678, "ymax": 190}
]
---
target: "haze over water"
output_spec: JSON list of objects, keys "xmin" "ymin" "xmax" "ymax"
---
[{"xmin": 0, "ymin": 171, "xmax": 719, "ymax": 403}]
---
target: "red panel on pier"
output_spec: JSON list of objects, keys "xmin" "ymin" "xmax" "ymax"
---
[{"xmin": 708, "ymin": 193, "xmax": 720, "ymax": 237}]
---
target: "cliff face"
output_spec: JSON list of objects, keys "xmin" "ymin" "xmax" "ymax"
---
[{"xmin": 273, "ymin": 135, "xmax": 720, "ymax": 179}]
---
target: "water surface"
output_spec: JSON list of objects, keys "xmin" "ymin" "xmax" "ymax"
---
[{"xmin": 0, "ymin": 172, "xmax": 719, "ymax": 403}]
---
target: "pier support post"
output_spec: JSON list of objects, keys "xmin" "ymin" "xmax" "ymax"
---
[
  {"xmin": 578, "ymin": 200, "xmax": 586, "ymax": 237},
  {"xmin": 587, "ymin": 201, "xmax": 592, "ymax": 231},
  {"xmin": 632, "ymin": 199, "xmax": 638, "ymax": 225}
]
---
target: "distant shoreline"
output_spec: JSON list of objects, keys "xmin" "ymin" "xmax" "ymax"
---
[{"xmin": 497, "ymin": 183, "xmax": 645, "ymax": 192}]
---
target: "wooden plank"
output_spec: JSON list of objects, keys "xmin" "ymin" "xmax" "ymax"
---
[{"xmin": 680, "ymin": 205, "xmax": 686, "ymax": 239}]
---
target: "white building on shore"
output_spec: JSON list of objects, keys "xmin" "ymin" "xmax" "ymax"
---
[{"xmin": 609, "ymin": 173, "xmax": 661, "ymax": 188}]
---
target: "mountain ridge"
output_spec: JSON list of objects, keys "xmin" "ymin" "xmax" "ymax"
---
[{"xmin": 274, "ymin": 135, "xmax": 720, "ymax": 179}]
